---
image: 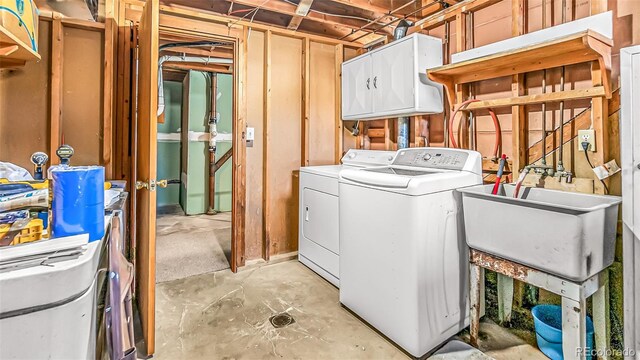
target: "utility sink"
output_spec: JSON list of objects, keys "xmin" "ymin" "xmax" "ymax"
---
[{"xmin": 457, "ymin": 184, "xmax": 621, "ymax": 282}]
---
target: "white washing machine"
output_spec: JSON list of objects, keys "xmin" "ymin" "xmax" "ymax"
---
[
  {"xmin": 338, "ymin": 147, "xmax": 482, "ymax": 357},
  {"xmin": 298, "ymin": 149, "xmax": 396, "ymax": 287}
]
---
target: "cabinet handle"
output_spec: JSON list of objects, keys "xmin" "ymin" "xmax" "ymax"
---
[
  {"xmin": 373, "ymin": 76, "xmax": 377, "ymax": 88},
  {"xmin": 305, "ymin": 206, "xmax": 310, "ymax": 221},
  {"xmin": 366, "ymin": 78, "xmax": 370, "ymax": 89}
]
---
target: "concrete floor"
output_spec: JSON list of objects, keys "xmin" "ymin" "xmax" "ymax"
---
[
  {"xmin": 156, "ymin": 210, "xmax": 232, "ymax": 282},
  {"xmin": 155, "ymin": 260, "xmax": 546, "ymax": 360}
]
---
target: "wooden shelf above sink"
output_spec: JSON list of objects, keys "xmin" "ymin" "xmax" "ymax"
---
[{"xmin": 427, "ymin": 30, "xmax": 612, "ymax": 108}]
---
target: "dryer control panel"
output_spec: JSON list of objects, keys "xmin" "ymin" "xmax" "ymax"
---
[{"xmin": 392, "ymin": 148, "xmax": 472, "ymax": 171}]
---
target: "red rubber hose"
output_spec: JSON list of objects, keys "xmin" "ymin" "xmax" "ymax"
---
[{"xmin": 448, "ymin": 100, "xmax": 502, "ymax": 158}]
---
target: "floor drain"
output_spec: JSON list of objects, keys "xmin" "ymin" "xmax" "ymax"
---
[{"xmin": 269, "ymin": 312, "xmax": 295, "ymax": 328}]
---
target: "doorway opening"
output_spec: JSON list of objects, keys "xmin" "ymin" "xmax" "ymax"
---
[{"xmin": 154, "ymin": 40, "xmax": 236, "ymax": 283}]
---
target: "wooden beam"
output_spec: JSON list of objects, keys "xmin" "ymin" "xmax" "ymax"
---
[
  {"xmin": 159, "ymin": 46, "xmax": 234, "ymax": 58},
  {"xmin": 138, "ymin": 4, "xmax": 362, "ymax": 46},
  {"xmin": 324, "ymin": 0, "xmax": 394, "ymax": 16},
  {"xmin": 163, "ymin": 62, "xmax": 233, "ymax": 73},
  {"xmin": 335, "ymin": 43, "xmax": 344, "ymax": 162},
  {"xmin": 412, "ymin": 0, "xmax": 501, "ymax": 31},
  {"xmin": 465, "ymin": 87, "xmax": 606, "ymax": 110},
  {"xmin": 301, "ymin": 38, "xmax": 310, "ymax": 166},
  {"xmin": 262, "ymin": 30, "xmax": 272, "ymax": 261},
  {"xmin": 50, "ymin": 17, "xmax": 63, "ymax": 165},
  {"xmin": 226, "ymin": 0, "xmax": 391, "ymax": 36},
  {"xmin": 288, "ymin": 0, "xmax": 314, "ymax": 30}
]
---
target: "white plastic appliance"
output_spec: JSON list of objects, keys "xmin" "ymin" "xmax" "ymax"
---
[
  {"xmin": 0, "ymin": 220, "xmax": 110, "ymax": 359},
  {"xmin": 338, "ymin": 147, "xmax": 482, "ymax": 357},
  {"xmin": 298, "ymin": 149, "xmax": 396, "ymax": 287},
  {"xmin": 621, "ymin": 45, "xmax": 640, "ymax": 355}
]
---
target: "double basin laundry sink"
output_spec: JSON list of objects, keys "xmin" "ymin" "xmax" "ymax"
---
[{"xmin": 458, "ymin": 184, "xmax": 621, "ymax": 281}]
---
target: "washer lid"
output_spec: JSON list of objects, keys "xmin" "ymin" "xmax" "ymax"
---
[{"xmin": 340, "ymin": 167, "xmax": 482, "ymax": 195}]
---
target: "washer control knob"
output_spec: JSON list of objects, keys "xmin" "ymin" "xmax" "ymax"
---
[
  {"xmin": 423, "ymin": 153, "xmax": 432, "ymax": 161},
  {"xmin": 348, "ymin": 152, "xmax": 356, "ymax": 159},
  {"xmin": 387, "ymin": 155, "xmax": 394, "ymax": 161}
]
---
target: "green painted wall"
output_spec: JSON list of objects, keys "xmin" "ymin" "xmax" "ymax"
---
[
  {"xmin": 156, "ymin": 81, "xmax": 182, "ymax": 208},
  {"xmin": 181, "ymin": 71, "xmax": 233, "ymax": 215}
]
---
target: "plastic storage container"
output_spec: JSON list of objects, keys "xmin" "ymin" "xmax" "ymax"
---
[
  {"xmin": 532, "ymin": 304, "xmax": 594, "ymax": 360},
  {"xmin": 50, "ymin": 166, "xmax": 105, "ymax": 241},
  {"xmin": 457, "ymin": 184, "xmax": 621, "ymax": 281}
]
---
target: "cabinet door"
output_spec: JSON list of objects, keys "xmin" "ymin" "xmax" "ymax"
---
[
  {"xmin": 372, "ymin": 39, "xmax": 415, "ymax": 113},
  {"xmin": 342, "ymin": 55, "xmax": 372, "ymax": 117}
]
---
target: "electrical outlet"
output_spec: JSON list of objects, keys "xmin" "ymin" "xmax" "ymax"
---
[{"xmin": 578, "ymin": 129, "xmax": 596, "ymax": 152}]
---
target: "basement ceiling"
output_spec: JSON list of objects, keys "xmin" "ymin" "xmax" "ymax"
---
[{"xmin": 160, "ymin": 0, "xmax": 459, "ymax": 45}]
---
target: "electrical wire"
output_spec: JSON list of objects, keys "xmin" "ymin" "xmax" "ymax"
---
[
  {"xmin": 227, "ymin": 0, "xmax": 271, "ymax": 28},
  {"xmin": 581, "ymin": 143, "xmax": 609, "ymax": 194}
]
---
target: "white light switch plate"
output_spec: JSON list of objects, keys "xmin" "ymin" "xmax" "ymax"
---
[{"xmin": 246, "ymin": 127, "xmax": 255, "ymax": 141}]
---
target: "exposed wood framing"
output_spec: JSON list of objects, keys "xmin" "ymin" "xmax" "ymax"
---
[
  {"xmin": 511, "ymin": 0, "xmax": 527, "ymax": 174},
  {"xmin": 454, "ymin": 11, "xmax": 470, "ymax": 148},
  {"xmin": 262, "ymin": 29, "xmax": 272, "ymax": 261},
  {"xmin": 162, "ymin": 62, "xmax": 232, "ymax": 73},
  {"xmin": 50, "ymin": 17, "xmax": 63, "ymax": 165},
  {"xmin": 412, "ymin": 0, "xmax": 501, "ymax": 31},
  {"xmin": 104, "ymin": 0, "xmax": 116, "ymax": 178},
  {"xmin": 289, "ymin": 0, "xmax": 314, "ymax": 31},
  {"xmin": 233, "ymin": 27, "xmax": 248, "ymax": 269},
  {"xmin": 334, "ymin": 43, "xmax": 344, "ymax": 162},
  {"xmin": 301, "ymin": 38, "xmax": 310, "ymax": 166},
  {"xmin": 124, "ymin": 0, "xmax": 363, "ymax": 47},
  {"xmin": 465, "ymin": 87, "xmax": 606, "ymax": 111}
]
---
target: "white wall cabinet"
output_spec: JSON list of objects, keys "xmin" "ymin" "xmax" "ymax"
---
[{"xmin": 341, "ymin": 33, "xmax": 444, "ymax": 121}]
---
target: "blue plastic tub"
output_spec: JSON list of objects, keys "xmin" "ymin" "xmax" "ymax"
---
[{"xmin": 532, "ymin": 304, "xmax": 594, "ymax": 360}]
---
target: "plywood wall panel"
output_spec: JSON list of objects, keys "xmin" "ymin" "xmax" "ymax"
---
[
  {"xmin": 62, "ymin": 27, "xmax": 104, "ymax": 166},
  {"xmin": 266, "ymin": 34, "xmax": 302, "ymax": 255},
  {"xmin": 245, "ymin": 30, "xmax": 265, "ymax": 260},
  {"xmin": 308, "ymin": 41, "xmax": 336, "ymax": 166},
  {"xmin": 0, "ymin": 20, "xmax": 51, "ymax": 171}
]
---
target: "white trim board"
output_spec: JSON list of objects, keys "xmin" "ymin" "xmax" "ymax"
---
[{"xmin": 451, "ymin": 11, "xmax": 612, "ymax": 64}]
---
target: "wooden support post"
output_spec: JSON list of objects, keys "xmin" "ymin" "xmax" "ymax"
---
[
  {"xmin": 384, "ymin": 120, "xmax": 392, "ymax": 150},
  {"xmin": 233, "ymin": 27, "xmax": 248, "ymax": 270},
  {"xmin": 591, "ymin": 60, "xmax": 610, "ymax": 194},
  {"xmin": 301, "ymin": 38, "xmax": 310, "ymax": 166},
  {"xmin": 335, "ymin": 44, "xmax": 344, "ymax": 163},
  {"xmin": 262, "ymin": 30, "xmax": 272, "ymax": 261},
  {"xmin": 455, "ymin": 11, "xmax": 470, "ymax": 148},
  {"xmin": 562, "ymin": 296, "xmax": 588, "ymax": 359},
  {"xmin": 511, "ymin": 0, "xmax": 528, "ymax": 175},
  {"xmin": 103, "ymin": 0, "xmax": 116, "ymax": 179},
  {"xmin": 50, "ymin": 17, "xmax": 63, "ymax": 164},
  {"xmin": 497, "ymin": 274, "xmax": 514, "ymax": 324},
  {"xmin": 470, "ymin": 261, "xmax": 482, "ymax": 347},
  {"xmin": 593, "ymin": 270, "xmax": 611, "ymax": 360}
]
